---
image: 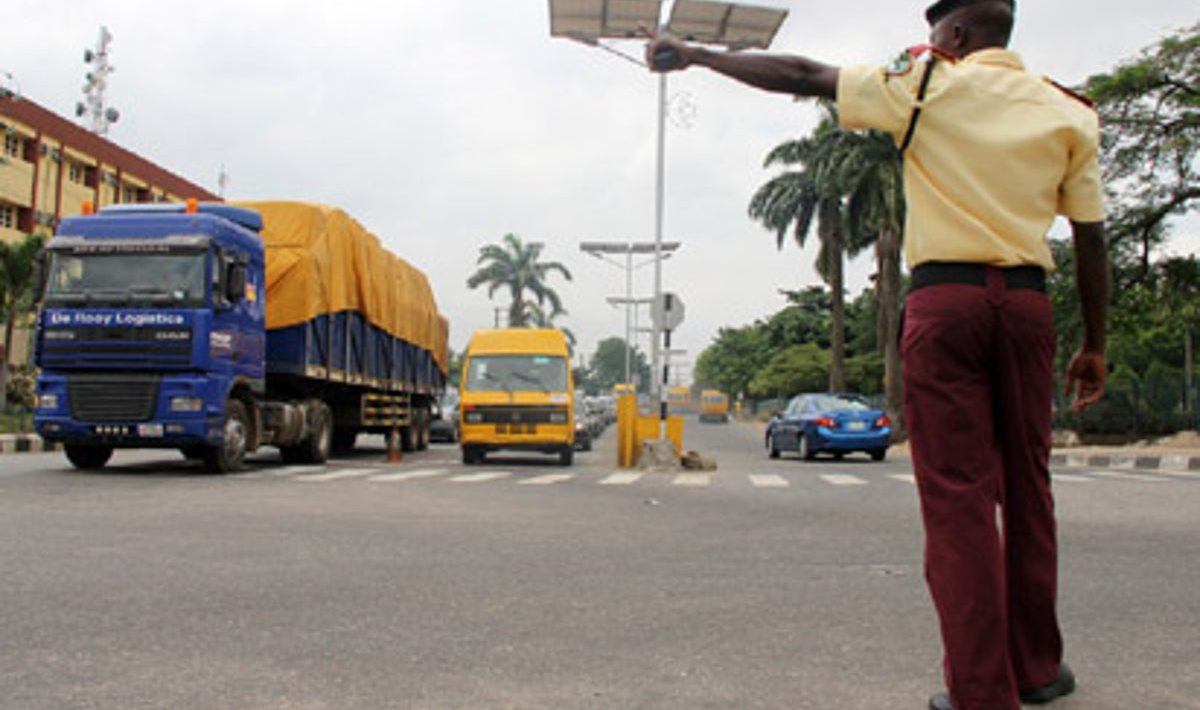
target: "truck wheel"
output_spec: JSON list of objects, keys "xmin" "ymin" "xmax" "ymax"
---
[
  {"xmin": 205, "ymin": 400, "xmax": 250, "ymax": 473},
  {"xmin": 558, "ymin": 447, "xmax": 574, "ymax": 467},
  {"xmin": 401, "ymin": 424, "xmax": 418, "ymax": 452},
  {"xmin": 281, "ymin": 402, "xmax": 333, "ymax": 464},
  {"xmin": 462, "ymin": 445, "xmax": 482, "ymax": 465},
  {"xmin": 417, "ymin": 409, "xmax": 431, "ymax": 451},
  {"xmin": 65, "ymin": 444, "xmax": 113, "ymax": 470}
]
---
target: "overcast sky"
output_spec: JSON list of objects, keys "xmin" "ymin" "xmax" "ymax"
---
[{"xmin": 4, "ymin": 1, "xmax": 1197, "ymax": 375}]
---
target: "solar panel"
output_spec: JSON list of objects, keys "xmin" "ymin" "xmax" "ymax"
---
[{"xmin": 548, "ymin": 0, "xmax": 664, "ymax": 42}]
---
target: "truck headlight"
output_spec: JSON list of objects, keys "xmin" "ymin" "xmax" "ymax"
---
[
  {"xmin": 36, "ymin": 393, "xmax": 59, "ymax": 410},
  {"xmin": 464, "ymin": 412, "xmax": 483, "ymax": 424},
  {"xmin": 169, "ymin": 396, "xmax": 204, "ymax": 413},
  {"xmin": 549, "ymin": 412, "xmax": 568, "ymax": 424}
]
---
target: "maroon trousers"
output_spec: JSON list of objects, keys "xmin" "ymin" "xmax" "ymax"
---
[{"xmin": 902, "ymin": 269, "xmax": 1062, "ymax": 710}]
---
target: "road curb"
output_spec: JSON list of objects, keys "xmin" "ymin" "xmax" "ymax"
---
[
  {"xmin": 0, "ymin": 434, "xmax": 60, "ymax": 455},
  {"xmin": 1049, "ymin": 452, "xmax": 1200, "ymax": 472}
]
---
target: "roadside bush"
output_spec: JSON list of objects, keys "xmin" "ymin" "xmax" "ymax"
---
[{"xmin": 5, "ymin": 365, "xmax": 36, "ymax": 409}]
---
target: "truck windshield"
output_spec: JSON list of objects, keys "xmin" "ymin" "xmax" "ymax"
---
[
  {"xmin": 44, "ymin": 251, "xmax": 208, "ymax": 308},
  {"xmin": 465, "ymin": 355, "xmax": 568, "ymax": 393}
]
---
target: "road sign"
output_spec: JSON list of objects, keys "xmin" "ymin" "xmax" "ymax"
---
[{"xmin": 652, "ymin": 292, "xmax": 685, "ymax": 331}]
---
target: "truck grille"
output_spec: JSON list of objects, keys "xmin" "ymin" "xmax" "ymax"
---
[
  {"xmin": 68, "ymin": 373, "xmax": 161, "ymax": 422},
  {"xmin": 41, "ymin": 327, "xmax": 193, "ymax": 369}
]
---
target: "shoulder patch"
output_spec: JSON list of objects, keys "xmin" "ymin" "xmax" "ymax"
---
[
  {"xmin": 1044, "ymin": 77, "xmax": 1095, "ymax": 108},
  {"xmin": 886, "ymin": 50, "xmax": 915, "ymax": 77}
]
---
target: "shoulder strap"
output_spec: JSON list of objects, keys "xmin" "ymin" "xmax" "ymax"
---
[{"xmin": 898, "ymin": 57, "xmax": 938, "ymax": 156}]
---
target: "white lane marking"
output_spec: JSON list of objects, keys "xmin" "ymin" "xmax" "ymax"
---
[
  {"xmin": 1089, "ymin": 469, "xmax": 1169, "ymax": 483},
  {"xmin": 821, "ymin": 474, "xmax": 867, "ymax": 486},
  {"xmin": 262, "ymin": 465, "xmax": 324, "ymax": 477},
  {"xmin": 367, "ymin": 468, "xmax": 447, "ymax": 483},
  {"xmin": 1051, "ymin": 473, "xmax": 1093, "ymax": 483},
  {"xmin": 448, "ymin": 471, "xmax": 511, "ymax": 483},
  {"xmin": 673, "ymin": 474, "xmax": 711, "ymax": 487},
  {"xmin": 517, "ymin": 474, "xmax": 575, "ymax": 485},
  {"xmin": 889, "ymin": 473, "xmax": 916, "ymax": 485},
  {"xmin": 749, "ymin": 474, "xmax": 789, "ymax": 488},
  {"xmin": 599, "ymin": 472, "xmax": 641, "ymax": 486},
  {"xmin": 294, "ymin": 468, "xmax": 377, "ymax": 482},
  {"xmin": 1158, "ymin": 469, "xmax": 1200, "ymax": 480}
]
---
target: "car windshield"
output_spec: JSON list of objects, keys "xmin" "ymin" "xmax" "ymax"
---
[
  {"xmin": 465, "ymin": 355, "xmax": 568, "ymax": 393},
  {"xmin": 810, "ymin": 394, "xmax": 871, "ymax": 412},
  {"xmin": 44, "ymin": 250, "xmax": 208, "ymax": 307}
]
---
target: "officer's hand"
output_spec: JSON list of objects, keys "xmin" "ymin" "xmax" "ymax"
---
[
  {"xmin": 1064, "ymin": 350, "xmax": 1106, "ymax": 412},
  {"xmin": 642, "ymin": 28, "xmax": 692, "ymax": 72}
]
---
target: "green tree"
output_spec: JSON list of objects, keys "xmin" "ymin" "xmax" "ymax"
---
[
  {"xmin": 1083, "ymin": 22, "xmax": 1199, "ymax": 277},
  {"xmin": 588, "ymin": 337, "xmax": 650, "ymax": 392},
  {"xmin": 466, "ymin": 233, "xmax": 572, "ymax": 328},
  {"xmin": 748, "ymin": 343, "xmax": 829, "ymax": 398},
  {"xmin": 694, "ymin": 325, "xmax": 771, "ymax": 401},
  {"xmin": 0, "ymin": 233, "xmax": 45, "ymax": 412},
  {"xmin": 749, "ymin": 104, "xmax": 848, "ymax": 391}
]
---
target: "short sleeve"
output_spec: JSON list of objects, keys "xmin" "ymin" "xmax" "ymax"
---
[
  {"xmin": 1057, "ymin": 111, "xmax": 1105, "ymax": 222},
  {"xmin": 836, "ymin": 63, "xmax": 923, "ymax": 137}
]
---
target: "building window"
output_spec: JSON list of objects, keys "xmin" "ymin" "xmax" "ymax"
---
[
  {"xmin": 122, "ymin": 185, "xmax": 139, "ymax": 202},
  {"xmin": 68, "ymin": 162, "xmax": 88, "ymax": 184},
  {"xmin": 0, "ymin": 204, "xmax": 15, "ymax": 229},
  {"xmin": 3, "ymin": 135, "xmax": 21, "ymax": 159}
]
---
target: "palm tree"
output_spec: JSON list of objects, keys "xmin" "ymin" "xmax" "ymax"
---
[
  {"xmin": 834, "ymin": 129, "xmax": 907, "ymax": 422},
  {"xmin": 521, "ymin": 301, "xmax": 577, "ymax": 352},
  {"xmin": 749, "ymin": 106, "xmax": 848, "ymax": 391},
  {"xmin": 467, "ymin": 233, "xmax": 572, "ymax": 329},
  {"xmin": 0, "ymin": 233, "xmax": 45, "ymax": 412}
]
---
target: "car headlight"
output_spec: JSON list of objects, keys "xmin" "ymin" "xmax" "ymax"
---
[
  {"xmin": 169, "ymin": 396, "xmax": 204, "ymax": 413},
  {"xmin": 36, "ymin": 393, "xmax": 59, "ymax": 410}
]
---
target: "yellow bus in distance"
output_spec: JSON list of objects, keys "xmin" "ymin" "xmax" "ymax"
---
[{"xmin": 699, "ymin": 390, "xmax": 730, "ymax": 423}]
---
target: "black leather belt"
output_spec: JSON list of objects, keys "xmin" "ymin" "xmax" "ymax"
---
[{"xmin": 909, "ymin": 262, "xmax": 1046, "ymax": 293}]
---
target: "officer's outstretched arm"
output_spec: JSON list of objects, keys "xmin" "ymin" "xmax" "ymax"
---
[{"xmin": 645, "ymin": 33, "xmax": 837, "ymax": 100}]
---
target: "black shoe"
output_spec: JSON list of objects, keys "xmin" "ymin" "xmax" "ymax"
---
[
  {"xmin": 1019, "ymin": 663, "xmax": 1076, "ymax": 705},
  {"xmin": 929, "ymin": 691, "xmax": 955, "ymax": 710}
]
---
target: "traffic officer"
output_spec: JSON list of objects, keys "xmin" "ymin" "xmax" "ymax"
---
[{"xmin": 645, "ymin": 1, "xmax": 1109, "ymax": 708}]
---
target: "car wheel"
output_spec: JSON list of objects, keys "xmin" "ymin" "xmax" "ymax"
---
[
  {"xmin": 800, "ymin": 429, "xmax": 816, "ymax": 461},
  {"xmin": 766, "ymin": 432, "xmax": 780, "ymax": 459},
  {"xmin": 870, "ymin": 447, "xmax": 887, "ymax": 462}
]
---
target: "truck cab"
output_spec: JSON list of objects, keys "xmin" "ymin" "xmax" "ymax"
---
[{"xmin": 35, "ymin": 202, "xmax": 268, "ymax": 471}]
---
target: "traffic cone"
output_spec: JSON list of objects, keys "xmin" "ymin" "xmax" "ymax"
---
[{"xmin": 386, "ymin": 426, "xmax": 403, "ymax": 464}]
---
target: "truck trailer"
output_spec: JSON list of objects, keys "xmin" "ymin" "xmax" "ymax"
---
[{"xmin": 32, "ymin": 200, "xmax": 448, "ymax": 472}]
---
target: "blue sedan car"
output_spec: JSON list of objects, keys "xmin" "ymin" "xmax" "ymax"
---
[{"xmin": 765, "ymin": 393, "xmax": 891, "ymax": 461}]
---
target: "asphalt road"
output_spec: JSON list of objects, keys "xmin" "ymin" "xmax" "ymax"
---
[{"xmin": 1, "ymin": 421, "xmax": 1197, "ymax": 709}]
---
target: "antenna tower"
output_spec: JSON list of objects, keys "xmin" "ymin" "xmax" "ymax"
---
[{"xmin": 76, "ymin": 26, "xmax": 120, "ymax": 135}]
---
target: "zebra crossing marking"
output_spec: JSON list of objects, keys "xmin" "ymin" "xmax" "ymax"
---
[
  {"xmin": 673, "ymin": 473, "xmax": 711, "ymax": 487},
  {"xmin": 598, "ymin": 472, "xmax": 642, "ymax": 486},
  {"xmin": 366, "ymin": 468, "xmax": 447, "ymax": 483},
  {"xmin": 820, "ymin": 473, "xmax": 867, "ymax": 486},
  {"xmin": 749, "ymin": 474, "xmax": 789, "ymax": 488},
  {"xmin": 294, "ymin": 468, "xmax": 376, "ymax": 482},
  {"xmin": 1051, "ymin": 473, "xmax": 1093, "ymax": 483},
  {"xmin": 449, "ymin": 471, "xmax": 511, "ymax": 483},
  {"xmin": 517, "ymin": 473, "xmax": 575, "ymax": 486},
  {"xmin": 889, "ymin": 473, "xmax": 916, "ymax": 485}
]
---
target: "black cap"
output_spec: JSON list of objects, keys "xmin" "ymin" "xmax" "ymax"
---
[{"xmin": 925, "ymin": 0, "xmax": 1014, "ymax": 25}]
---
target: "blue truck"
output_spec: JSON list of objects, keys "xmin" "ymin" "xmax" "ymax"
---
[{"xmin": 32, "ymin": 201, "xmax": 448, "ymax": 472}]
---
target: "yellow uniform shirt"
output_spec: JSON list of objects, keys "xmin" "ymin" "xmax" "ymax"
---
[{"xmin": 837, "ymin": 48, "xmax": 1104, "ymax": 270}]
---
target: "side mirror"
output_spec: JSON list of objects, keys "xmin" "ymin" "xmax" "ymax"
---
[{"xmin": 225, "ymin": 264, "xmax": 246, "ymax": 303}]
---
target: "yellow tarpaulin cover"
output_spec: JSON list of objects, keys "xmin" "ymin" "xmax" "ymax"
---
[{"xmin": 236, "ymin": 201, "xmax": 448, "ymax": 376}]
